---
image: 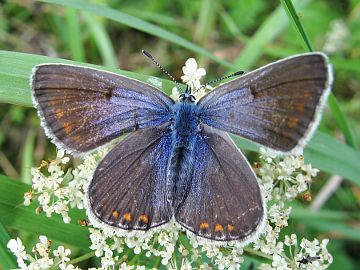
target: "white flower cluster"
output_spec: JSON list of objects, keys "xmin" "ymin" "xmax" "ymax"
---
[
  {"xmin": 258, "ymin": 148, "xmax": 319, "ymax": 201},
  {"xmin": 253, "ymin": 148, "xmax": 331, "ymax": 270},
  {"xmin": 7, "ymin": 235, "xmax": 76, "ymax": 270},
  {"xmin": 10, "ymin": 59, "xmax": 333, "ymax": 269},
  {"xmin": 26, "ymin": 147, "xmax": 109, "ymax": 223}
]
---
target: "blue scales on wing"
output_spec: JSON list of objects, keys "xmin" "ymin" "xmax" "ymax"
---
[
  {"xmin": 32, "ymin": 64, "xmax": 174, "ymax": 153},
  {"xmin": 197, "ymin": 53, "xmax": 331, "ymax": 152},
  {"xmin": 88, "ymin": 123, "xmax": 173, "ymax": 230},
  {"xmin": 174, "ymin": 124, "xmax": 264, "ymax": 241}
]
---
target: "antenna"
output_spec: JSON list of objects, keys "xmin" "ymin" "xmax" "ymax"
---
[
  {"xmin": 194, "ymin": 70, "xmax": 245, "ymax": 93},
  {"xmin": 142, "ymin": 50, "xmax": 183, "ymax": 93}
]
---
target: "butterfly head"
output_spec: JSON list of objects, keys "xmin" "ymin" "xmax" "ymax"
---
[{"xmin": 179, "ymin": 85, "xmax": 196, "ymax": 103}]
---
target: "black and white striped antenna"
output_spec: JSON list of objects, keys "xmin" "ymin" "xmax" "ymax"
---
[{"xmin": 142, "ymin": 50, "xmax": 183, "ymax": 93}]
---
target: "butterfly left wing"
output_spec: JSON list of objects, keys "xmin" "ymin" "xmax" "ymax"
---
[
  {"xmin": 86, "ymin": 123, "xmax": 173, "ymax": 231},
  {"xmin": 197, "ymin": 53, "xmax": 332, "ymax": 153},
  {"xmin": 32, "ymin": 64, "xmax": 174, "ymax": 153},
  {"xmin": 175, "ymin": 124, "xmax": 265, "ymax": 242}
]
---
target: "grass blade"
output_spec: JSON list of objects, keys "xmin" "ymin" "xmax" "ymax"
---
[
  {"xmin": 0, "ymin": 222, "xmax": 17, "ymax": 269},
  {"xmin": 83, "ymin": 12, "xmax": 118, "ymax": 68},
  {"xmin": 39, "ymin": 0, "xmax": 235, "ymax": 70},
  {"xmin": 280, "ymin": 0, "xmax": 313, "ymax": 51},
  {"xmin": 65, "ymin": 7, "xmax": 85, "ymax": 62},
  {"xmin": 327, "ymin": 93, "xmax": 358, "ymax": 148}
]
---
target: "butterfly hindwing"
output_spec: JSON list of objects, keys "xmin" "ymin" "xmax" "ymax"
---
[
  {"xmin": 32, "ymin": 64, "xmax": 174, "ymax": 153},
  {"xmin": 175, "ymin": 124, "xmax": 265, "ymax": 242},
  {"xmin": 87, "ymin": 123, "xmax": 173, "ymax": 230},
  {"xmin": 197, "ymin": 53, "xmax": 332, "ymax": 153}
]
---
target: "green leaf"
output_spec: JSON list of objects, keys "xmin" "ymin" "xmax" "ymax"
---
[
  {"xmin": 0, "ymin": 222, "xmax": 17, "ymax": 270},
  {"xmin": 0, "ymin": 174, "xmax": 90, "ymax": 250},
  {"xmin": 39, "ymin": 0, "xmax": 235, "ymax": 70}
]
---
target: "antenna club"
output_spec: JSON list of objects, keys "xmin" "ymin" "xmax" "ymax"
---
[
  {"xmin": 234, "ymin": 71, "xmax": 245, "ymax": 76},
  {"xmin": 142, "ymin": 50, "xmax": 153, "ymax": 59}
]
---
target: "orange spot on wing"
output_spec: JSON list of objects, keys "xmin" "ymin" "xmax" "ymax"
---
[
  {"xmin": 214, "ymin": 223, "xmax": 224, "ymax": 233},
  {"xmin": 138, "ymin": 214, "xmax": 149, "ymax": 224},
  {"xmin": 62, "ymin": 122, "xmax": 73, "ymax": 134},
  {"xmin": 112, "ymin": 210, "xmax": 119, "ymax": 219},
  {"xmin": 287, "ymin": 116, "xmax": 299, "ymax": 129},
  {"xmin": 55, "ymin": 109, "xmax": 65, "ymax": 119},
  {"xmin": 199, "ymin": 222, "xmax": 210, "ymax": 230},
  {"xmin": 122, "ymin": 212, "xmax": 132, "ymax": 222},
  {"xmin": 227, "ymin": 224, "xmax": 235, "ymax": 232},
  {"xmin": 294, "ymin": 103, "xmax": 305, "ymax": 114},
  {"xmin": 303, "ymin": 91, "xmax": 311, "ymax": 99}
]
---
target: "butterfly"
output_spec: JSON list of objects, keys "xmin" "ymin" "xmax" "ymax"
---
[{"xmin": 31, "ymin": 52, "xmax": 332, "ymax": 243}]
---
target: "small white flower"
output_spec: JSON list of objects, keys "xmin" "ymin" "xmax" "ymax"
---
[
  {"xmin": 180, "ymin": 58, "xmax": 206, "ymax": 90},
  {"xmin": 301, "ymin": 239, "xmax": 320, "ymax": 257},
  {"xmin": 284, "ymin": 234, "xmax": 297, "ymax": 246},
  {"xmin": 272, "ymin": 254, "xmax": 290, "ymax": 270},
  {"xmin": 7, "ymin": 238, "xmax": 27, "ymax": 265},
  {"xmin": 35, "ymin": 235, "xmax": 50, "ymax": 257},
  {"xmin": 53, "ymin": 246, "xmax": 71, "ymax": 262}
]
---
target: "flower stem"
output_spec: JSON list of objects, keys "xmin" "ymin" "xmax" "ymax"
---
[
  {"xmin": 67, "ymin": 251, "xmax": 96, "ymax": 264},
  {"xmin": 243, "ymin": 247, "xmax": 273, "ymax": 260}
]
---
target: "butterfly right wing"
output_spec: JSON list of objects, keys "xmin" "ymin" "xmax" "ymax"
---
[
  {"xmin": 197, "ymin": 53, "xmax": 332, "ymax": 153},
  {"xmin": 175, "ymin": 124, "xmax": 265, "ymax": 242},
  {"xmin": 86, "ymin": 123, "xmax": 173, "ymax": 231}
]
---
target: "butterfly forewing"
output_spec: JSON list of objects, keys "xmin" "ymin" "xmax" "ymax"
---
[
  {"xmin": 87, "ymin": 124, "xmax": 173, "ymax": 230},
  {"xmin": 32, "ymin": 64, "xmax": 174, "ymax": 153},
  {"xmin": 198, "ymin": 53, "xmax": 332, "ymax": 153},
  {"xmin": 175, "ymin": 124, "xmax": 265, "ymax": 242}
]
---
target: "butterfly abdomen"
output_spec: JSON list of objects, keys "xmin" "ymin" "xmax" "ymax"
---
[{"xmin": 167, "ymin": 102, "xmax": 200, "ymax": 209}]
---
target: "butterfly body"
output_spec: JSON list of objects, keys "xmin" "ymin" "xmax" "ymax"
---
[
  {"xmin": 168, "ymin": 98, "xmax": 200, "ymax": 209},
  {"xmin": 31, "ymin": 52, "xmax": 332, "ymax": 244}
]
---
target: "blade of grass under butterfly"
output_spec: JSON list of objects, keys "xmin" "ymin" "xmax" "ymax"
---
[
  {"xmin": 0, "ymin": 222, "xmax": 17, "ymax": 270},
  {"xmin": 0, "ymin": 50, "xmax": 175, "ymax": 107},
  {"xmin": 0, "ymin": 51, "xmax": 359, "ymax": 186},
  {"xmin": 280, "ymin": 0, "xmax": 358, "ymax": 149},
  {"xmin": 38, "ymin": 0, "xmax": 236, "ymax": 70},
  {"xmin": 0, "ymin": 174, "xmax": 90, "ymax": 249}
]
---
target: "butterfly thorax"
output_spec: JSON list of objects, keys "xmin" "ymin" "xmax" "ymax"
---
[{"xmin": 167, "ymin": 101, "xmax": 200, "ymax": 209}]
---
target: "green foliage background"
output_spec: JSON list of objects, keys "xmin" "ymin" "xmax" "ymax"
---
[{"xmin": 0, "ymin": 0, "xmax": 359, "ymax": 269}]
